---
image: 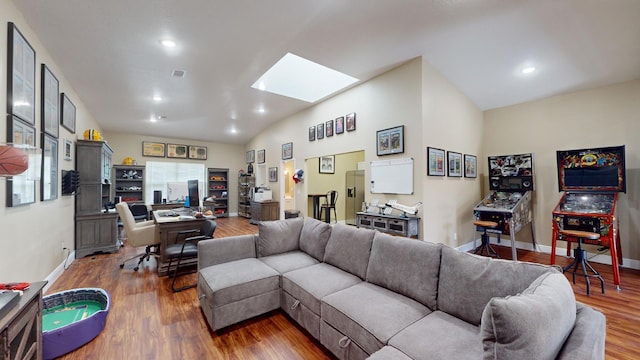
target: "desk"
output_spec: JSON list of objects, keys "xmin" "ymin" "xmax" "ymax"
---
[
  {"xmin": 150, "ymin": 202, "xmax": 185, "ymax": 211},
  {"xmin": 0, "ymin": 281, "xmax": 46, "ymax": 360},
  {"xmin": 153, "ymin": 210, "xmax": 215, "ymax": 276},
  {"xmin": 308, "ymin": 194, "xmax": 327, "ymax": 220}
]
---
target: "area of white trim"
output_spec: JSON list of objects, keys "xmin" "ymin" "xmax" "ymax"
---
[{"xmin": 44, "ymin": 250, "xmax": 76, "ymax": 292}]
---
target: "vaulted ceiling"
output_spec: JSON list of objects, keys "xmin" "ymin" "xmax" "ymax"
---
[{"xmin": 13, "ymin": 0, "xmax": 640, "ymax": 144}]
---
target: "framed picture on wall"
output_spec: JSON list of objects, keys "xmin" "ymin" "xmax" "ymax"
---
[
  {"xmin": 282, "ymin": 142, "xmax": 293, "ymax": 160},
  {"xmin": 464, "ymin": 154, "xmax": 477, "ymax": 178},
  {"xmin": 167, "ymin": 143, "xmax": 188, "ymax": 159},
  {"xmin": 346, "ymin": 112, "xmax": 356, "ymax": 132},
  {"xmin": 246, "ymin": 149, "xmax": 255, "ymax": 163},
  {"xmin": 64, "ymin": 139, "xmax": 73, "ymax": 161},
  {"xmin": 335, "ymin": 116, "xmax": 345, "ymax": 134},
  {"xmin": 257, "ymin": 149, "xmax": 265, "ymax": 164},
  {"xmin": 326, "ymin": 120, "xmax": 334, "ymax": 137},
  {"xmin": 60, "ymin": 93, "xmax": 76, "ymax": 134},
  {"xmin": 189, "ymin": 145, "xmax": 207, "ymax": 160},
  {"xmin": 41, "ymin": 64, "xmax": 59, "ymax": 138},
  {"xmin": 309, "ymin": 126, "xmax": 316, "ymax": 141},
  {"xmin": 447, "ymin": 151, "xmax": 462, "ymax": 177},
  {"xmin": 7, "ymin": 115, "xmax": 36, "ymax": 207},
  {"xmin": 427, "ymin": 147, "xmax": 445, "ymax": 176},
  {"xmin": 319, "ymin": 155, "xmax": 335, "ymax": 174},
  {"xmin": 41, "ymin": 134, "xmax": 58, "ymax": 201},
  {"xmin": 376, "ymin": 125, "xmax": 404, "ymax": 156},
  {"xmin": 142, "ymin": 141, "xmax": 166, "ymax": 157},
  {"xmin": 316, "ymin": 123, "xmax": 324, "ymax": 139},
  {"xmin": 7, "ymin": 23, "xmax": 36, "ymax": 125},
  {"xmin": 269, "ymin": 167, "xmax": 278, "ymax": 182}
]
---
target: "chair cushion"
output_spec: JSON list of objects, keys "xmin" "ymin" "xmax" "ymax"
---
[
  {"xmin": 299, "ymin": 217, "xmax": 332, "ymax": 261},
  {"xmin": 366, "ymin": 233, "xmax": 441, "ymax": 309},
  {"xmin": 198, "ymin": 258, "xmax": 280, "ymax": 308},
  {"xmin": 164, "ymin": 243, "xmax": 197, "ymax": 258},
  {"xmin": 258, "ymin": 217, "xmax": 304, "ymax": 257},
  {"xmin": 389, "ymin": 311, "xmax": 483, "ymax": 360},
  {"xmin": 323, "ymin": 224, "xmax": 375, "ymax": 279},
  {"xmin": 259, "ymin": 250, "xmax": 318, "ymax": 274},
  {"xmin": 480, "ymin": 271, "xmax": 577, "ymax": 360}
]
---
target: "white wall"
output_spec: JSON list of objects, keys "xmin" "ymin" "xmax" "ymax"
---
[
  {"xmin": 483, "ymin": 79, "xmax": 640, "ymax": 263},
  {"xmin": 0, "ymin": 0, "xmax": 102, "ymax": 282}
]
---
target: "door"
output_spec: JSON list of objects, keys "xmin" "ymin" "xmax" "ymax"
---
[{"xmin": 345, "ymin": 170, "xmax": 364, "ymax": 226}]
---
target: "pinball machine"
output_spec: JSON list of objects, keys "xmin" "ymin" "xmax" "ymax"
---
[
  {"xmin": 551, "ymin": 145, "xmax": 625, "ymax": 290},
  {"xmin": 473, "ymin": 153, "xmax": 536, "ymax": 261}
]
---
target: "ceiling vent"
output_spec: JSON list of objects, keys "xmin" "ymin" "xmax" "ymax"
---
[{"xmin": 171, "ymin": 69, "xmax": 186, "ymax": 78}]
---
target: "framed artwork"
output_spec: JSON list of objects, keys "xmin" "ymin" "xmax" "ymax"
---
[
  {"xmin": 7, "ymin": 23, "xmax": 36, "ymax": 125},
  {"xmin": 64, "ymin": 139, "xmax": 73, "ymax": 161},
  {"xmin": 41, "ymin": 64, "xmax": 59, "ymax": 138},
  {"xmin": 316, "ymin": 123, "xmax": 324, "ymax": 139},
  {"xmin": 6, "ymin": 115, "xmax": 36, "ymax": 207},
  {"xmin": 41, "ymin": 134, "xmax": 58, "ymax": 201},
  {"xmin": 167, "ymin": 143, "xmax": 188, "ymax": 158},
  {"xmin": 326, "ymin": 120, "xmax": 334, "ymax": 137},
  {"xmin": 246, "ymin": 149, "xmax": 255, "ymax": 163},
  {"xmin": 464, "ymin": 154, "xmax": 477, "ymax": 178},
  {"xmin": 268, "ymin": 167, "xmax": 278, "ymax": 182},
  {"xmin": 376, "ymin": 125, "xmax": 404, "ymax": 156},
  {"xmin": 189, "ymin": 145, "xmax": 207, "ymax": 160},
  {"xmin": 346, "ymin": 112, "xmax": 356, "ymax": 132},
  {"xmin": 335, "ymin": 116, "xmax": 345, "ymax": 134},
  {"xmin": 282, "ymin": 142, "xmax": 293, "ymax": 160},
  {"xmin": 427, "ymin": 147, "xmax": 446, "ymax": 176},
  {"xmin": 308, "ymin": 126, "xmax": 315, "ymax": 141},
  {"xmin": 60, "ymin": 93, "xmax": 76, "ymax": 134},
  {"xmin": 319, "ymin": 155, "xmax": 335, "ymax": 174},
  {"xmin": 257, "ymin": 149, "xmax": 265, "ymax": 164},
  {"xmin": 142, "ymin": 141, "xmax": 166, "ymax": 157},
  {"xmin": 447, "ymin": 151, "xmax": 463, "ymax": 177}
]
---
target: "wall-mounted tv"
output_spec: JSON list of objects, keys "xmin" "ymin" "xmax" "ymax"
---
[{"xmin": 556, "ymin": 145, "xmax": 626, "ymax": 193}]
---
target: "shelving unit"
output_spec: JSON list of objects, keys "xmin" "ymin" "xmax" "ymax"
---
[
  {"xmin": 113, "ymin": 165, "xmax": 145, "ymax": 204},
  {"xmin": 205, "ymin": 168, "xmax": 229, "ymax": 217},
  {"xmin": 238, "ymin": 173, "xmax": 255, "ymax": 218}
]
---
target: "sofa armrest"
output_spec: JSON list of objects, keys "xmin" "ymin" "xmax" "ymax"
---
[
  {"xmin": 198, "ymin": 234, "xmax": 258, "ymax": 270},
  {"xmin": 557, "ymin": 302, "xmax": 606, "ymax": 360}
]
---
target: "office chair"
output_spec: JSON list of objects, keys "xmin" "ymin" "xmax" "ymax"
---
[
  {"xmin": 129, "ymin": 203, "xmax": 150, "ymax": 221},
  {"xmin": 165, "ymin": 220, "xmax": 217, "ymax": 292},
  {"xmin": 321, "ymin": 190, "xmax": 338, "ymax": 224},
  {"xmin": 116, "ymin": 202, "xmax": 160, "ymax": 271}
]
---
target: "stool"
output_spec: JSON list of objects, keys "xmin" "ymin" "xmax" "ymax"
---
[
  {"xmin": 473, "ymin": 220, "xmax": 500, "ymax": 258},
  {"xmin": 560, "ymin": 229, "xmax": 605, "ymax": 295}
]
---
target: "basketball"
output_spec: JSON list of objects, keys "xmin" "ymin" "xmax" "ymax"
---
[{"xmin": 0, "ymin": 146, "xmax": 29, "ymax": 176}]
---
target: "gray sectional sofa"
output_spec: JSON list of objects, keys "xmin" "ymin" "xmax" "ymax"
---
[{"xmin": 197, "ymin": 217, "xmax": 606, "ymax": 360}]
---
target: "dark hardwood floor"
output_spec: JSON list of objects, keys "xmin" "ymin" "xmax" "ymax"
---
[{"xmin": 47, "ymin": 217, "xmax": 640, "ymax": 359}]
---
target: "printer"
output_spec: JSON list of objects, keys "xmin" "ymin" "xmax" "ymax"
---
[{"xmin": 253, "ymin": 188, "xmax": 273, "ymax": 202}]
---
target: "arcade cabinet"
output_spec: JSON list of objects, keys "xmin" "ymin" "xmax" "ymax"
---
[{"xmin": 473, "ymin": 153, "xmax": 536, "ymax": 261}]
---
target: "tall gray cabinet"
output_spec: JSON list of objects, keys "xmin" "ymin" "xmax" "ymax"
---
[{"xmin": 75, "ymin": 140, "xmax": 119, "ymax": 258}]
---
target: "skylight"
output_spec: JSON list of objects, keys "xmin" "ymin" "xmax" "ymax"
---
[{"xmin": 252, "ymin": 53, "xmax": 358, "ymax": 103}]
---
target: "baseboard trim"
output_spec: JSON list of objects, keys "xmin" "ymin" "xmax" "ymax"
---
[
  {"xmin": 456, "ymin": 238, "xmax": 640, "ymax": 270},
  {"xmin": 44, "ymin": 250, "xmax": 76, "ymax": 293}
]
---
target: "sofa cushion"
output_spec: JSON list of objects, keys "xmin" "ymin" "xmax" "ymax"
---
[
  {"xmin": 258, "ymin": 217, "xmax": 304, "ymax": 256},
  {"xmin": 323, "ymin": 224, "xmax": 375, "ymax": 279},
  {"xmin": 367, "ymin": 346, "xmax": 413, "ymax": 360},
  {"xmin": 556, "ymin": 303, "xmax": 606, "ymax": 359},
  {"xmin": 480, "ymin": 271, "xmax": 577, "ymax": 360},
  {"xmin": 322, "ymin": 282, "xmax": 431, "ymax": 355},
  {"xmin": 438, "ymin": 246, "xmax": 553, "ymax": 325},
  {"xmin": 299, "ymin": 217, "xmax": 332, "ymax": 261},
  {"xmin": 366, "ymin": 233, "xmax": 441, "ymax": 309},
  {"xmin": 389, "ymin": 311, "xmax": 482, "ymax": 360},
  {"xmin": 198, "ymin": 258, "xmax": 280, "ymax": 308},
  {"xmin": 282, "ymin": 263, "xmax": 362, "ymax": 315},
  {"xmin": 259, "ymin": 250, "xmax": 318, "ymax": 274}
]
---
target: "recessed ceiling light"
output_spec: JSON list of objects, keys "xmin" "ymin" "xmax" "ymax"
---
[
  {"xmin": 150, "ymin": 117, "xmax": 157, "ymax": 123},
  {"xmin": 160, "ymin": 39, "xmax": 176, "ymax": 48},
  {"xmin": 252, "ymin": 53, "xmax": 358, "ymax": 103},
  {"xmin": 521, "ymin": 66, "xmax": 536, "ymax": 74},
  {"xmin": 258, "ymin": 107, "xmax": 266, "ymax": 113},
  {"xmin": 153, "ymin": 95, "xmax": 162, "ymax": 102}
]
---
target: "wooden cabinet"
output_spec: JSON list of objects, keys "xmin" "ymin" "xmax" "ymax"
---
[
  {"xmin": 205, "ymin": 168, "xmax": 228, "ymax": 217},
  {"xmin": 0, "ymin": 281, "xmax": 46, "ymax": 360},
  {"xmin": 356, "ymin": 212, "xmax": 420, "ymax": 238},
  {"xmin": 238, "ymin": 174, "xmax": 254, "ymax": 219},
  {"xmin": 75, "ymin": 140, "xmax": 119, "ymax": 258},
  {"xmin": 250, "ymin": 201, "xmax": 280, "ymax": 224},
  {"xmin": 113, "ymin": 165, "xmax": 145, "ymax": 204}
]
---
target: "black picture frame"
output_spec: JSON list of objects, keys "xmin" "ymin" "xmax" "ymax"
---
[
  {"xmin": 309, "ymin": 126, "xmax": 315, "ymax": 141},
  {"xmin": 447, "ymin": 151, "xmax": 462, "ymax": 177},
  {"xmin": 7, "ymin": 23, "xmax": 36, "ymax": 126},
  {"xmin": 282, "ymin": 142, "xmax": 293, "ymax": 160},
  {"xmin": 319, "ymin": 155, "xmax": 335, "ymax": 174},
  {"xmin": 464, "ymin": 154, "xmax": 477, "ymax": 178},
  {"xmin": 335, "ymin": 116, "xmax": 345, "ymax": 134},
  {"xmin": 60, "ymin": 93, "xmax": 76, "ymax": 134},
  {"xmin": 326, "ymin": 120, "xmax": 334, "ymax": 137},
  {"xmin": 346, "ymin": 112, "xmax": 356, "ymax": 131},
  {"xmin": 316, "ymin": 123, "xmax": 324, "ymax": 139},
  {"xmin": 257, "ymin": 149, "xmax": 265, "ymax": 164},
  {"xmin": 246, "ymin": 149, "xmax": 255, "ymax": 163},
  {"xmin": 268, "ymin": 167, "xmax": 278, "ymax": 182},
  {"xmin": 41, "ymin": 64, "xmax": 59, "ymax": 138},
  {"xmin": 41, "ymin": 133, "xmax": 58, "ymax": 201},
  {"xmin": 6, "ymin": 115, "xmax": 36, "ymax": 207},
  {"xmin": 376, "ymin": 125, "xmax": 404, "ymax": 156},
  {"xmin": 427, "ymin": 147, "xmax": 446, "ymax": 176}
]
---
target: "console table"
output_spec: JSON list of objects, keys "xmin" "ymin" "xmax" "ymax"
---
[
  {"xmin": 356, "ymin": 212, "xmax": 420, "ymax": 238},
  {"xmin": 0, "ymin": 281, "xmax": 47, "ymax": 360}
]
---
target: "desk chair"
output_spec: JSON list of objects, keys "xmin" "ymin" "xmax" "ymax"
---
[
  {"xmin": 165, "ymin": 220, "xmax": 217, "ymax": 292},
  {"xmin": 321, "ymin": 190, "xmax": 338, "ymax": 224},
  {"xmin": 129, "ymin": 203, "xmax": 150, "ymax": 221},
  {"xmin": 560, "ymin": 229, "xmax": 605, "ymax": 295},
  {"xmin": 116, "ymin": 202, "xmax": 160, "ymax": 271}
]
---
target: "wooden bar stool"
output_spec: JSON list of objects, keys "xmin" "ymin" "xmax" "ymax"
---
[
  {"xmin": 560, "ymin": 229, "xmax": 605, "ymax": 295},
  {"xmin": 473, "ymin": 220, "xmax": 500, "ymax": 258}
]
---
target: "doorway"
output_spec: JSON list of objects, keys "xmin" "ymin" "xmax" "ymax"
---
[{"xmin": 281, "ymin": 159, "xmax": 295, "ymax": 217}]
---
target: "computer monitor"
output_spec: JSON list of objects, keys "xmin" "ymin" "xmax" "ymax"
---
[{"xmin": 187, "ymin": 179, "xmax": 200, "ymax": 209}]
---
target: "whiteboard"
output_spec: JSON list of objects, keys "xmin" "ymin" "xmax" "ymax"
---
[{"xmin": 370, "ymin": 157, "xmax": 413, "ymax": 194}]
